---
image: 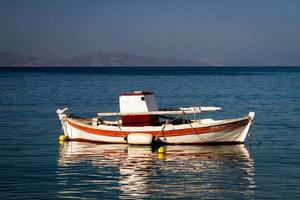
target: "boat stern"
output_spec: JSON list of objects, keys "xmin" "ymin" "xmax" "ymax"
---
[{"xmin": 56, "ymin": 108, "xmax": 69, "ymax": 136}]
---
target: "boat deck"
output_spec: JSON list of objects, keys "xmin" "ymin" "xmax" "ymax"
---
[{"xmin": 70, "ymin": 115, "xmax": 225, "ymax": 128}]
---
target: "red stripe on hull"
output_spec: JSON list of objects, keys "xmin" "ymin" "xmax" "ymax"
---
[
  {"xmin": 67, "ymin": 118, "xmax": 249, "ymax": 137},
  {"xmin": 69, "ymin": 138, "xmax": 244, "ymax": 145}
]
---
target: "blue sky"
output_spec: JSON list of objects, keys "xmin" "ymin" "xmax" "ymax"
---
[{"xmin": 0, "ymin": 0, "xmax": 300, "ymax": 65}]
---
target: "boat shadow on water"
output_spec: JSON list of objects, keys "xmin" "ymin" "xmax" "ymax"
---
[{"xmin": 57, "ymin": 142, "xmax": 256, "ymax": 199}]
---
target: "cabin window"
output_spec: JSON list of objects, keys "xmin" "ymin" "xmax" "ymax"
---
[{"xmin": 141, "ymin": 97, "xmax": 145, "ymax": 101}]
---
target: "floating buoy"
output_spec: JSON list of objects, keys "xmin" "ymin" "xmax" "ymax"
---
[
  {"xmin": 59, "ymin": 135, "xmax": 69, "ymax": 142},
  {"xmin": 127, "ymin": 133, "xmax": 153, "ymax": 145},
  {"xmin": 157, "ymin": 146, "xmax": 166, "ymax": 154},
  {"xmin": 157, "ymin": 153, "xmax": 165, "ymax": 159}
]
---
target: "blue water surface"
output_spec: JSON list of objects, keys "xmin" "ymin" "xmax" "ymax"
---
[{"xmin": 0, "ymin": 67, "xmax": 299, "ymax": 199}]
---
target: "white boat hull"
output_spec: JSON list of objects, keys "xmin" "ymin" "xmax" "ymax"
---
[{"xmin": 58, "ymin": 112, "xmax": 254, "ymax": 144}]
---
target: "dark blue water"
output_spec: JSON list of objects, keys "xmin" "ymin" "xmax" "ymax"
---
[{"xmin": 0, "ymin": 67, "xmax": 300, "ymax": 199}]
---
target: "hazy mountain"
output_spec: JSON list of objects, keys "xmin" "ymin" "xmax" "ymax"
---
[{"xmin": 0, "ymin": 52, "xmax": 222, "ymax": 67}]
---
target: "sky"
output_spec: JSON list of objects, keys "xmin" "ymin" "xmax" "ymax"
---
[{"xmin": 0, "ymin": 0, "xmax": 300, "ymax": 65}]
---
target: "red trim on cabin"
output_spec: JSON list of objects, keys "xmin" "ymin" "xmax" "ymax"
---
[
  {"xmin": 67, "ymin": 118, "xmax": 249, "ymax": 137},
  {"xmin": 120, "ymin": 91, "xmax": 154, "ymax": 96},
  {"xmin": 121, "ymin": 115, "xmax": 159, "ymax": 126}
]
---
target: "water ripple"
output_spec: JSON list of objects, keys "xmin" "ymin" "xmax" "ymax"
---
[{"xmin": 57, "ymin": 142, "xmax": 255, "ymax": 199}]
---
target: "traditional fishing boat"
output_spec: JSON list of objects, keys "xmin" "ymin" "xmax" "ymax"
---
[{"xmin": 57, "ymin": 91, "xmax": 255, "ymax": 145}]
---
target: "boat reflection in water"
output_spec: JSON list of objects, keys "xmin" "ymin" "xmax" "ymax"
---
[{"xmin": 57, "ymin": 142, "xmax": 256, "ymax": 199}]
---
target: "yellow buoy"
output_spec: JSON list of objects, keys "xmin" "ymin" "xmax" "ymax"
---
[
  {"xmin": 157, "ymin": 146, "xmax": 166, "ymax": 154},
  {"xmin": 59, "ymin": 135, "xmax": 68, "ymax": 142},
  {"xmin": 157, "ymin": 153, "xmax": 165, "ymax": 159}
]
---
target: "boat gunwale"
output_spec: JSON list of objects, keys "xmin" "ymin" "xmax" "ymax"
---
[
  {"xmin": 65, "ymin": 116, "xmax": 250, "ymax": 137},
  {"xmin": 67, "ymin": 115, "xmax": 249, "ymax": 130}
]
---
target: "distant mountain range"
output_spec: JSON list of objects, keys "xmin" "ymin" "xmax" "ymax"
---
[{"xmin": 0, "ymin": 52, "xmax": 222, "ymax": 67}]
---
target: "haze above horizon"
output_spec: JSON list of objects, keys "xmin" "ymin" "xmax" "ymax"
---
[{"xmin": 1, "ymin": 0, "xmax": 300, "ymax": 66}]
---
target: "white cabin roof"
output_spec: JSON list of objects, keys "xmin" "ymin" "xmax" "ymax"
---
[{"xmin": 119, "ymin": 91, "xmax": 158, "ymax": 113}]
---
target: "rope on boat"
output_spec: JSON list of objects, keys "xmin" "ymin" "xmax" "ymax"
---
[
  {"xmin": 116, "ymin": 113, "xmax": 127, "ymax": 141},
  {"xmin": 155, "ymin": 121, "xmax": 168, "ymax": 142},
  {"xmin": 184, "ymin": 111, "xmax": 208, "ymax": 143},
  {"xmin": 154, "ymin": 111, "xmax": 208, "ymax": 143},
  {"xmin": 247, "ymin": 119, "xmax": 264, "ymax": 145},
  {"xmin": 154, "ymin": 114, "xmax": 182, "ymax": 142}
]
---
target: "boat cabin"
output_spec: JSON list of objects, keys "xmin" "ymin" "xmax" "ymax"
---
[
  {"xmin": 119, "ymin": 91, "xmax": 159, "ymax": 126},
  {"xmin": 95, "ymin": 91, "xmax": 221, "ymax": 127}
]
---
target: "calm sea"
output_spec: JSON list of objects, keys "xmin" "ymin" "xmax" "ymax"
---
[{"xmin": 0, "ymin": 67, "xmax": 299, "ymax": 199}]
